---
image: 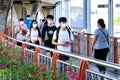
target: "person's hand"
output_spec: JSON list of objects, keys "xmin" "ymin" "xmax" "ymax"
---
[
  {"xmin": 31, "ymin": 39, "xmax": 36, "ymax": 44},
  {"xmin": 92, "ymin": 47, "xmax": 94, "ymax": 53},
  {"xmin": 60, "ymin": 42, "xmax": 69, "ymax": 46}
]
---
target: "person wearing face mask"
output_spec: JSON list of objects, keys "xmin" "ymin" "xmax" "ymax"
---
[
  {"xmin": 26, "ymin": 20, "xmax": 42, "ymax": 50},
  {"xmin": 15, "ymin": 18, "xmax": 28, "ymax": 46},
  {"xmin": 52, "ymin": 17, "xmax": 74, "ymax": 61},
  {"xmin": 42, "ymin": 15, "xmax": 57, "ymax": 57},
  {"xmin": 24, "ymin": 15, "xmax": 32, "ymax": 30}
]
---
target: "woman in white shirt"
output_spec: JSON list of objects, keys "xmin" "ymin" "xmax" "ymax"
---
[{"xmin": 26, "ymin": 20, "xmax": 42, "ymax": 50}]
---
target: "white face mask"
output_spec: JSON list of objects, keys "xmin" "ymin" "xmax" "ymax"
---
[
  {"xmin": 20, "ymin": 21, "xmax": 24, "ymax": 24},
  {"xmin": 33, "ymin": 24, "xmax": 37, "ymax": 28},
  {"xmin": 26, "ymin": 17, "xmax": 30, "ymax": 20},
  {"xmin": 61, "ymin": 23, "xmax": 67, "ymax": 28},
  {"xmin": 47, "ymin": 20, "xmax": 53, "ymax": 24}
]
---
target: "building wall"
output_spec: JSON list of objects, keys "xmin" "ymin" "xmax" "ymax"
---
[
  {"xmin": 14, "ymin": 4, "xmax": 34, "ymax": 19},
  {"xmin": 42, "ymin": 8, "xmax": 54, "ymax": 17}
]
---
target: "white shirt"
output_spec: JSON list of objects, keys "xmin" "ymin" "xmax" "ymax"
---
[
  {"xmin": 27, "ymin": 29, "xmax": 39, "ymax": 41},
  {"xmin": 15, "ymin": 24, "xmax": 28, "ymax": 40},
  {"xmin": 53, "ymin": 29, "xmax": 74, "ymax": 52}
]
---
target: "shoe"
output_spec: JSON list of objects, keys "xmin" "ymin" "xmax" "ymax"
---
[{"xmin": 100, "ymin": 70, "xmax": 105, "ymax": 74}]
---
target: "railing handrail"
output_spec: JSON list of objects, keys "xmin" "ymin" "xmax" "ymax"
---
[
  {"xmin": 1, "ymin": 30, "xmax": 120, "ymax": 70},
  {"xmin": 72, "ymin": 30, "xmax": 120, "ymax": 39}
]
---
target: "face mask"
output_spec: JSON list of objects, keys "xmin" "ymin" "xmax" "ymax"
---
[
  {"xmin": 20, "ymin": 21, "xmax": 24, "ymax": 24},
  {"xmin": 47, "ymin": 20, "xmax": 53, "ymax": 24},
  {"xmin": 33, "ymin": 24, "xmax": 37, "ymax": 28},
  {"xmin": 26, "ymin": 17, "xmax": 30, "ymax": 20},
  {"xmin": 61, "ymin": 23, "xmax": 67, "ymax": 28}
]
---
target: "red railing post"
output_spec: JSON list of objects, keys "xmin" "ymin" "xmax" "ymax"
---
[
  {"xmin": 34, "ymin": 47, "xmax": 40, "ymax": 66},
  {"xmin": 87, "ymin": 34, "xmax": 90, "ymax": 57},
  {"xmin": 79, "ymin": 60, "xmax": 88, "ymax": 80},
  {"xmin": 0, "ymin": 33, "xmax": 2, "ymax": 44},
  {"xmin": 114, "ymin": 38, "xmax": 118, "ymax": 64},
  {"xmin": 21, "ymin": 43, "xmax": 26, "ymax": 63},
  {"xmin": 78, "ymin": 33, "xmax": 81, "ymax": 54},
  {"xmin": 52, "ymin": 53, "xmax": 59, "ymax": 77}
]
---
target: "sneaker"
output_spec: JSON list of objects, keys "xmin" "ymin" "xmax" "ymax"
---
[{"xmin": 100, "ymin": 70, "xmax": 105, "ymax": 74}]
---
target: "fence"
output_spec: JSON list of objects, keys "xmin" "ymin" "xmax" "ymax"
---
[{"xmin": 1, "ymin": 27, "xmax": 120, "ymax": 80}]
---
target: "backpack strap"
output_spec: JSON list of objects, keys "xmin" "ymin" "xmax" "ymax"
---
[
  {"xmin": 55, "ymin": 26, "xmax": 71, "ymax": 42},
  {"xmin": 56, "ymin": 29, "xmax": 59, "ymax": 42},
  {"xmin": 67, "ymin": 28, "xmax": 71, "ymax": 41}
]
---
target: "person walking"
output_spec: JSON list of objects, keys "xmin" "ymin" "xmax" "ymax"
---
[
  {"xmin": 52, "ymin": 17, "xmax": 74, "ymax": 61},
  {"xmin": 42, "ymin": 15, "xmax": 57, "ymax": 57},
  {"xmin": 26, "ymin": 20, "xmax": 42, "ymax": 50},
  {"xmin": 92, "ymin": 18, "xmax": 109, "ymax": 73},
  {"xmin": 15, "ymin": 18, "xmax": 28, "ymax": 46}
]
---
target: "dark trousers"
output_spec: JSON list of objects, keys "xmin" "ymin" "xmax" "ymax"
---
[
  {"xmin": 94, "ymin": 48, "xmax": 109, "ymax": 72},
  {"xmin": 17, "ymin": 40, "xmax": 26, "ymax": 46}
]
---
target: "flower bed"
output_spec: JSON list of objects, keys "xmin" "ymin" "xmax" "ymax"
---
[{"xmin": 0, "ymin": 42, "xmax": 81, "ymax": 80}]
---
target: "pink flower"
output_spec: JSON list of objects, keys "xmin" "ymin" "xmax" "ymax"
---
[
  {"xmin": 40, "ymin": 66, "xmax": 47, "ymax": 72},
  {"xmin": 7, "ymin": 46, "xmax": 11, "ymax": 50},
  {"xmin": 0, "ymin": 65, "xmax": 7, "ymax": 70},
  {"xmin": 71, "ymin": 72, "xmax": 78, "ymax": 79},
  {"xmin": 35, "ymin": 73, "xmax": 39, "ymax": 78},
  {"xmin": 67, "ymin": 70, "xmax": 71, "ymax": 78},
  {"xmin": 75, "ymin": 77, "xmax": 82, "ymax": 80},
  {"xmin": 40, "ymin": 63, "xmax": 44, "ymax": 67},
  {"xmin": 4, "ymin": 52, "xmax": 9, "ymax": 56},
  {"xmin": 10, "ymin": 55, "xmax": 18, "ymax": 59}
]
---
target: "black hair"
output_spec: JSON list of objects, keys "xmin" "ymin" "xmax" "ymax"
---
[
  {"xmin": 30, "ymin": 20, "xmax": 41, "ymax": 37},
  {"xmin": 97, "ymin": 18, "xmax": 106, "ymax": 28},
  {"xmin": 42, "ymin": 19, "xmax": 45, "ymax": 22},
  {"xmin": 59, "ymin": 17, "xmax": 67, "ymax": 23},
  {"xmin": 19, "ymin": 18, "xmax": 24, "ymax": 21},
  {"xmin": 47, "ymin": 15, "xmax": 54, "ymax": 19},
  {"xmin": 26, "ymin": 15, "xmax": 30, "ymax": 18}
]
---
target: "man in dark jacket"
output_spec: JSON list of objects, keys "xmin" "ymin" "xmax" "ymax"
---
[{"xmin": 42, "ymin": 15, "xmax": 57, "ymax": 57}]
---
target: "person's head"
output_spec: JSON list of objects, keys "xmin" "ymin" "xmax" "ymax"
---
[
  {"xmin": 97, "ymin": 18, "xmax": 106, "ymax": 28},
  {"xmin": 30, "ymin": 20, "xmax": 38, "ymax": 29},
  {"xmin": 19, "ymin": 18, "xmax": 24, "ymax": 24},
  {"xmin": 42, "ymin": 19, "xmax": 45, "ymax": 23},
  {"xmin": 47, "ymin": 15, "xmax": 54, "ymax": 25},
  {"xmin": 59, "ymin": 17, "xmax": 67, "ymax": 28},
  {"xmin": 26, "ymin": 15, "xmax": 31, "ymax": 20}
]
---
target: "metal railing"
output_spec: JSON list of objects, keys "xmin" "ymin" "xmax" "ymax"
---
[{"xmin": 1, "ymin": 28, "xmax": 120, "ymax": 80}]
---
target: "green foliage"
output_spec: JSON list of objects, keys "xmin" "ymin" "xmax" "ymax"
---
[
  {"xmin": 114, "ymin": 17, "xmax": 120, "ymax": 26},
  {"xmin": 0, "ymin": 41, "xmax": 65, "ymax": 80}
]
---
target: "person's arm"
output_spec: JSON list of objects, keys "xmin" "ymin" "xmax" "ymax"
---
[
  {"xmin": 39, "ymin": 37, "xmax": 42, "ymax": 45},
  {"xmin": 14, "ymin": 26, "xmax": 21, "ymax": 35},
  {"xmin": 42, "ymin": 27, "xmax": 46, "ymax": 41},
  {"xmin": 26, "ymin": 33, "xmax": 31, "ymax": 41},
  {"xmin": 92, "ymin": 36, "xmax": 97, "ymax": 52},
  {"xmin": 52, "ymin": 31, "xmax": 65, "ymax": 46},
  {"xmin": 107, "ymin": 36, "xmax": 109, "ymax": 45}
]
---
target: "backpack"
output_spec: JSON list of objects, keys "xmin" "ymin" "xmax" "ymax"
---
[{"xmin": 55, "ymin": 26, "xmax": 71, "ymax": 42}]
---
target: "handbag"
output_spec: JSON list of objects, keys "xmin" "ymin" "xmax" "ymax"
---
[
  {"xmin": 19, "ymin": 25, "xmax": 27, "ymax": 35},
  {"xmin": 21, "ymin": 29, "xmax": 27, "ymax": 35},
  {"xmin": 99, "ymin": 29, "xmax": 110, "ymax": 52}
]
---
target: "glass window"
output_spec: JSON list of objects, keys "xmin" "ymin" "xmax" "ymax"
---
[
  {"xmin": 70, "ymin": 0, "xmax": 84, "ymax": 30},
  {"xmin": 90, "ymin": 0, "xmax": 108, "ymax": 34},
  {"xmin": 113, "ymin": 0, "xmax": 120, "ymax": 37}
]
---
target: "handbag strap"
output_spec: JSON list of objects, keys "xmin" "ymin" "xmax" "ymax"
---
[{"xmin": 99, "ymin": 29, "xmax": 109, "ymax": 45}]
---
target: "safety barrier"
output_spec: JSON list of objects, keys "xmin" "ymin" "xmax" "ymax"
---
[
  {"xmin": 4, "ymin": 27, "xmax": 120, "ymax": 64},
  {"xmin": 86, "ymin": 70, "xmax": 115, "ymax": 80},
  {"xmin": 1, "ymin": 27, "xmax": 120, "ymax": 80},
  {"xmin": 74, "ymin": 31, "xmax": 120, "ymax": 64}
]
